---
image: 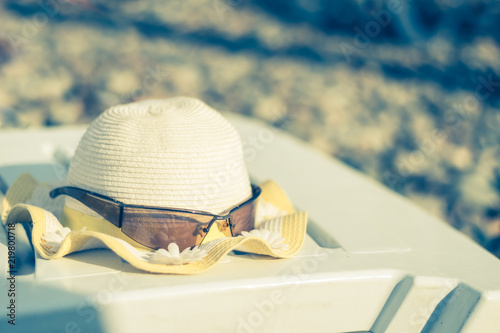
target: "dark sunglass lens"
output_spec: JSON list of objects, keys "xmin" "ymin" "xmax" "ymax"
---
[
  {"xmin": 121, "ymin": 208, "xmax": 214, "ymax": 251},
  {"xmin": 230, "ymin": 200, "xmax": 256, "ymax": 235}
]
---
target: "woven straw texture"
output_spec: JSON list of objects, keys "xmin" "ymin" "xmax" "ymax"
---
[
  {"xmin": 3, "ymin": 174, "xmax": 308, "ymax": 274},
  {"xmin": 1, "ymin": 98, "xmax": 308, "ymax": 274},
  {"xmin": 67, "ymin": 97, "xmax": 252, "ymax": 214}
]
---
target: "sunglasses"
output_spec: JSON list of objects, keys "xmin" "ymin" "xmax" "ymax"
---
[{"xmin": 49, "ymin": 184, "xmax": 261, "ymax": 252}]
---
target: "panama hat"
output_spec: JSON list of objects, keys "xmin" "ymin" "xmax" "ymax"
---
[{"xmin": 2, "ymin": 97, "xmax": 307, "ymax": 274}]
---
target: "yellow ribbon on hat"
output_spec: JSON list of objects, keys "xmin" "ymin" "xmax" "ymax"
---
[{"xmin": 2, "ymin": 173, "xmax": 308, "ymax": 274}]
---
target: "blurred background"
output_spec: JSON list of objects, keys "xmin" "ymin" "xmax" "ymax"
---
[{"xmin": 0, "ymin": 0, "xmax": 499, "ymax": 257}]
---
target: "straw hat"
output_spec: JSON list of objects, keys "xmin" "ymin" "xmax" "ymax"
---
[
  {"xmin": 2, "ymin": 97, "xmax": 308, "ymax": 274},
  {"xmin": 68, "ymin": 97, "xmax": 251, "ymax": 214}
]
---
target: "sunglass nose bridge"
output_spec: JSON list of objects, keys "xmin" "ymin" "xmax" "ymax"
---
[
  {"xmin": 199, "ymin": 216, "xmax": 233, "ymax": 246},
  {"xmin": 227, "ymin": 216, "xmax": 235, "ymax": 229}
]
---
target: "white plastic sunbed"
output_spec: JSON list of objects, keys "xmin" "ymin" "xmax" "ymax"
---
[{"xmin": 0, "ymin": 114, "xmax": 499, "ymax": 333}]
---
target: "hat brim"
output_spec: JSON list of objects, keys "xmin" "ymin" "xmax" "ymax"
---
[{"xmin": 2, "ymin": 174, "xmax": 308, "ymax": 274}]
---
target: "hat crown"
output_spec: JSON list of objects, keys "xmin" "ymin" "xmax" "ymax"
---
[{"xmin": 67, "ymin": 97, "xmax": 252, "ymax": 214}]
